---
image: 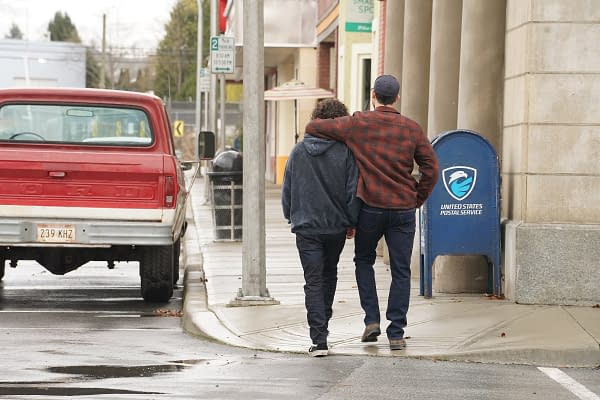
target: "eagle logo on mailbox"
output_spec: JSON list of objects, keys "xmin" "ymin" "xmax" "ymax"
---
[{"xmin": 442, "ymin": 166, "xmax": 477, "ymax": 201}]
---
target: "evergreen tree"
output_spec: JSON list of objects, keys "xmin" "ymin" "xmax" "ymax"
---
[
  {"xmin": 133, "ymin": 67, "xmax": 154, "ymax": 93},
  {"xmin": 47, "ymin": 11, "xmax": 81, "ymax": 43},
  {"xmin": 47, "ymin": 11, "xmax": 102, "ymax": 88},
  {"xmin": 85, "ymin": 48, "xmax": 100, "ymax": 88},
  {"xmin": 116, "ymin": 68, "xmax": 132, "ymax": 91},
  {"xmin": 5, "ymin": 23, "xmax": 24, "ymax": 39}
]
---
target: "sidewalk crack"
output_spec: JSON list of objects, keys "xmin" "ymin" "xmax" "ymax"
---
[{"xmin": 563, "ymin": 306, "xmax": 600, "ymax": 347}]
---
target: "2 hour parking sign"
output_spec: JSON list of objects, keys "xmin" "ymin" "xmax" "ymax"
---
[{"xmin": 210, "ymin": 35, "xmax": 235, "ymax": 74}]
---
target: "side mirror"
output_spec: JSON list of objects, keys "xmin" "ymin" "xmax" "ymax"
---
[{"xmin": 198, "ymin": 131, "xmax": 216, "ymax": 160}]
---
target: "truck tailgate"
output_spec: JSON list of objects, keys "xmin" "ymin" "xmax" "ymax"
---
[{"xmin": 0, "ymin": 147, "xmax": 164, "ymax": 210}]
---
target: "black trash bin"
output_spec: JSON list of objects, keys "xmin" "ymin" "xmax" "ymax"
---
[{"xmin": 207, "ymin": 150, "xmax": 243, "ymax": 240}]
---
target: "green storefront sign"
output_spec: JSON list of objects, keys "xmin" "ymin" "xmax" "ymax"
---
[{"xmin": 345, "ymin": 0, "xmax": 374, "ymax": 32}]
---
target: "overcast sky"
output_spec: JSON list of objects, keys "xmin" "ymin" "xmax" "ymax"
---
[{"xmin": 0, "ymin": 0, "xmax": 178, "ymax": 51}]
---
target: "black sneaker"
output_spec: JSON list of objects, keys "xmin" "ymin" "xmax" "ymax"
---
[{"xmin": 308, "ymin": 343, "xmax": 328, "ymax": 357}]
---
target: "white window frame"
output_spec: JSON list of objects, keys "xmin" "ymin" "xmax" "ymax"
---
[{"xmin": 350, "ymin": 43, "xmax": 373, "ymax": 113}]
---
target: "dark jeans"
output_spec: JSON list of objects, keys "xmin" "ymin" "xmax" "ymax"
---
[
  {"xmin": 354, "ymin": 205, "xmax": 416, "ymax": 339},
  {"xmin": 296, "ymin": 231, "xmax": 347, "ymax": 346}
]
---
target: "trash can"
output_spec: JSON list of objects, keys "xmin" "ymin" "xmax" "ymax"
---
[{"xmin": 207, "ymin": 150, "xmax": 243, "ymax": 240}]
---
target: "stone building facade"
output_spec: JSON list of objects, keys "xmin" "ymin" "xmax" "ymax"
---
[{"xmin": 375, "ymin": 0, "xmax": 599, "ymax": 305}]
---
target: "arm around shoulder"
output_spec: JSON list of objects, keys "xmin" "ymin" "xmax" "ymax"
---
[{"xmin": 305, "ymin": 115, "xmax": 353, "ymax": 142}]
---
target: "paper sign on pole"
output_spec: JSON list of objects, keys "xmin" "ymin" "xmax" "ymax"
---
[{"xmin": 210, "ymin": 35, "xmax": 235, "ymax": 74}]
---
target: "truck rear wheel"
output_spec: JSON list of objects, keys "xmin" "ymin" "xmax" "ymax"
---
[
  {"xmin": 140, "ymin": 246, "xmax": 174, "ymax": 302},
  {"xmin": 0, "ymin": 260, "xmax": 4, "ymax": 281}
]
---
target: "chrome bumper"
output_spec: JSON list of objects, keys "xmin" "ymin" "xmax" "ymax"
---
[{"xmin": 0, "ymin": 218, "xmax": 179, "ymax": 247}]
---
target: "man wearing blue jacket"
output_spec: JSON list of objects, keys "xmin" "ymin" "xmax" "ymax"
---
[{"xmin": 282, "ymin": 99, "xmax": 361, "ymax": 357}]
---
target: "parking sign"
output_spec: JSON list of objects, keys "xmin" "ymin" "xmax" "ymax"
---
[{"xmin": 210, "ymin": 35, "xmax": 235, "ymax": 74}]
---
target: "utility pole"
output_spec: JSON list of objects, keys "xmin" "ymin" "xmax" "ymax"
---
[
  {"xmin": 99, "ymin": 14, "xmax": 106, "ymax": 89},
  {"xmin": 209, "ymin": 0, "xmax": 218, "ymax": 142},
  {"xmin": 195, "ymin": 0, "xmax": 203, "ymax": 154},
  {"xmin": 229, "ymin": 0, "xmax": 278, "ymax": 306}
]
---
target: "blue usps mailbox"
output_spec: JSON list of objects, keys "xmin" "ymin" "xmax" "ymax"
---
[{"xmin": 420, "ymin": 130, "xmax": 501, "ymax": 298}]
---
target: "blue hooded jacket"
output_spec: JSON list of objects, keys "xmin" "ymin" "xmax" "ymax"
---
[{"xmin": 282, "ymin": 134, "xmax": 360, "ymax": 235}]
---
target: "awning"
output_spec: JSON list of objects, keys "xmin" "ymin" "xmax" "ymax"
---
[{"xmin": 264, "ymin": 80, "xmax": 335, "ymax": 101}]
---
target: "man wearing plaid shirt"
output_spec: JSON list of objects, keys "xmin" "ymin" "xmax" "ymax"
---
[{"xmin": 304, "ymin": 75, "xmax": 439, "ymax": 351}]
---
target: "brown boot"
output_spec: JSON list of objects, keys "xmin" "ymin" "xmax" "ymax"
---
[
  {"xmin": 389, "ymin": 338, "xmax": 406, "ymax": 350},
  {"xmin": 361, "ymin": 323, "xmax": 381, "ymax": 342}
]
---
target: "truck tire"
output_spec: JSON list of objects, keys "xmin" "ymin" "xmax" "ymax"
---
[
  {"xmin": 173, "ymin": 238, "xmax": 181, "ymax": 285},
  {"xmin": 140, "ymin": 245, "xmax": 174, "ymax": 302},
  {"xmin": 0, "ymin": 260, "xmax": 4, "ymax": 281}
]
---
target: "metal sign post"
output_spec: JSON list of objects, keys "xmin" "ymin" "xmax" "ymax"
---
[{"xmin": 210, "ymin": 35, "xmax": 235, "ymax": 150}]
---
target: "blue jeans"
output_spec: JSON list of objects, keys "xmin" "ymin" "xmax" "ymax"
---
[
  {"xmin": 296, "ymin": 232, "xmax": 347, "ymax": 345},
  {"xmin": 354, "ymin": 205, "xmax": 416, "ymax": 339}
]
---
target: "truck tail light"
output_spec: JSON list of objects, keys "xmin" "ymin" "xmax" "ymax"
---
[{"xmin": 165, "ymin": 175, "xmax": 175, "ymax": 207}]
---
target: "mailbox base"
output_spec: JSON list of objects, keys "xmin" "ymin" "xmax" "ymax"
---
[{"xmin": 432, "ymin": 255, "xmax": 489, "ymax": 293}]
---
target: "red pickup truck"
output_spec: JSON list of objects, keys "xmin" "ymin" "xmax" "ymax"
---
[{"xmin": 0, "ymin": 88, "xmax": 212, "ymax": 302}]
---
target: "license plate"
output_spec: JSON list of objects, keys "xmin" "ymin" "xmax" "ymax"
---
[{"xmin": 36, "ymin": 224, "xmax": 76, "ymax": 243}]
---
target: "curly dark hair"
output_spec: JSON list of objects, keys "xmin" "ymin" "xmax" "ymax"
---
[{"xmin": 311, "ymin": 98, "xmax": 349, "ymax": 120}]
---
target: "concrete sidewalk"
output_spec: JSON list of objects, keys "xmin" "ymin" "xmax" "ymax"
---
[{"xmin": 181, "ymin": 173, "xmax": 600, "ymax": 367}]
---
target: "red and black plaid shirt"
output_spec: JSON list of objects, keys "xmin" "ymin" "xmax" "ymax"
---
[{"xmin": 305, "ymin": 106, "xmax": 439, "ymax": 209}]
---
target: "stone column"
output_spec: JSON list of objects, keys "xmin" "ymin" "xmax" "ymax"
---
[
  {"xmin": 427, "ymin": 0, "xmax": 462, "ymax": 137},
  {"xmin": 400, "ymin": 0, "xmax": 432, "ymax": 130},
  {"xmin": 380, "ymin": 0, "xmax": 405, "ymax": 264},
  {"xmin": 436, "ymin": 0, "xmax": 506, "ymax": 294},
  {"xmin": 383, "ymin": 0, "xmax": 405, "ymax": 82},
  {"xmin": 457, "ymin": 0, "xmax": 506, "ymax": 148},
  {"xmin": 426, "ymin": 0, "xmax": 463, "ymax": 291},
  {"xmin": 397, "ymin": 0, "xmax": 432, "ymax": 276}
]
